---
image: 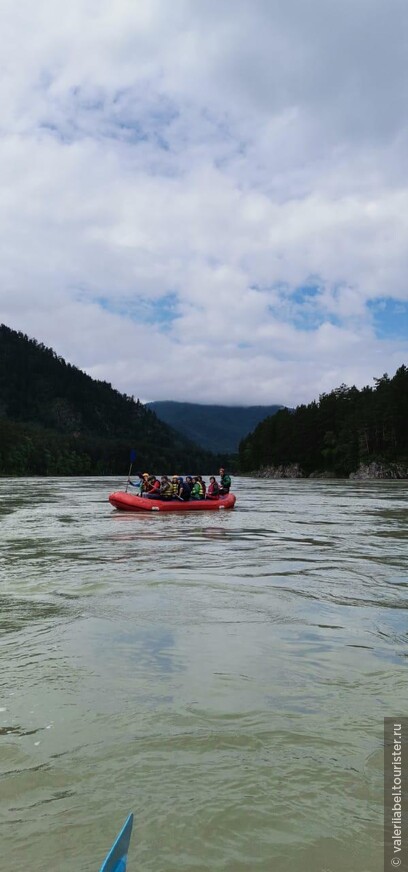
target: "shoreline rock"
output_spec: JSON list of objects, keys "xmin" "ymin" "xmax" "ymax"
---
[
  {"xmin": 349, "ymin": 462, "xmax": 408, "ymax": 480},
  {"xmin": 249, "ymin": 461, "xmax": 408, "ymax": 480},
  {"xmin": 253, "ymin": 464, "xmax": 305, "ymax": 479}
]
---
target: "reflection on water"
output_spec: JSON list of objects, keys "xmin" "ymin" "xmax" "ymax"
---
[{"xmin": 0, "ymin": 477, "xmax": 407, "ymax": 871}]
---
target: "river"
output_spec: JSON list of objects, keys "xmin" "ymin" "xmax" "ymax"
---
[{"xmin": 1, "ymin": 476, "xmax": 407, "ymax": 871}]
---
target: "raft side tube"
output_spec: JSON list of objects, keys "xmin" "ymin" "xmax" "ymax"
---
[{"xmin": 108, "ymin": 492, "xmax": 236, "ymax": 512}]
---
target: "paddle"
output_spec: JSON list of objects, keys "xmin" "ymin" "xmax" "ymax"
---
[
  {"xmin": 99, "ymin": 813, "xmax": 133, "ymax": 872},
  {"xmin": 125, "ymin": 449, "xmax": 137, "ymax": 492}
]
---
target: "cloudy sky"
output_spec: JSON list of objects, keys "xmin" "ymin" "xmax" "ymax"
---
[{"xmin": 1, "ymin": 0, "xmax": 407, "ymax": 406}]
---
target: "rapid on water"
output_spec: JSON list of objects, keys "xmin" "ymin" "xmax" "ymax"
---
[{"xmin": 1, "ymin": 476, "xmax": 407, "ymax": 871}]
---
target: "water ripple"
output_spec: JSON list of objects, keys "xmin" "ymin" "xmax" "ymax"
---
[{"xmin": 0, "ymin": 476, "xmax": 406, "ymax": 871}]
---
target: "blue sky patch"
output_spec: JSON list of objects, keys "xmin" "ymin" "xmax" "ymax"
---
[
  {"xmin": 95, "ymin": 292, "xmax": 179, "ymax": 330},
  {"xmin": 368, "ymin": 298, "xmax": 408, "ymax": 339},
  {"xmin": 266, "ymin": 282, "xmax": 342, "ymax": 331},
  {"xmin": 290, "ymin": 283, "xmax": 321, "ymax": 304}
]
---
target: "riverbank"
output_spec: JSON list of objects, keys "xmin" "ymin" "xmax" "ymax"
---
[{"xmin": 250, "ymin": 461, "xmax": 408, "ymax": 479}]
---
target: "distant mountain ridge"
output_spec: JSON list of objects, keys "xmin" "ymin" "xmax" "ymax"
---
[{"xmin": 147, "ymin": 401, "xmax": 284, "ymax": 453}]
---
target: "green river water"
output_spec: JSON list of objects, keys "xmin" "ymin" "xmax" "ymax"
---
[{"xmin": 0, "ymin": 476, "xmax": 407, "ymax": 871}]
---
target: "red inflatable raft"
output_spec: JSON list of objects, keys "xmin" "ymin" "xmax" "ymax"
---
[{"xmin": 109, "ymin": 491, "xmax": 236, "ymax": 512}]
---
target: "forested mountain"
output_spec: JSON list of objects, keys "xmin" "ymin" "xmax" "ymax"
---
[
  {"xmin": 0, "ymin": 325, "xmax": 222, "ymax": 475},
  {"xmin": 147, "ymin": 401, "xmax": 283, "ymax": 453},
  {"xmin": 239, "ymin": 367, "xmax": 408, "ymax": 476}
]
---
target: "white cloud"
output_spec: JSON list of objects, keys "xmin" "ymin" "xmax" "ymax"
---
[{"xmin": 0, "ymin": 0, "xmax": 407, "ymax": 407}]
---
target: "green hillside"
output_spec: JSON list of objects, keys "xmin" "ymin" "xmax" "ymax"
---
[
  {"xmin": 239, "ymin": 368, "xmax": 408, "ymax": 476},
  {"xmin": 147, "ymin": 401, "xmax": 284, "ymax": 453},
  {"xmin": 0, "ymin": 325, "xmax": 221, "ymax": 476}
]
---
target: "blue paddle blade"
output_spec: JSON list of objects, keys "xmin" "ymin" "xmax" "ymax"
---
[
  {"xmin": 130, "ymin": 449, "xmax": 137, "ymax": 462},
  {"xmin": 99, "ymin": 814, "xmax": 133, "ymax": 872}
]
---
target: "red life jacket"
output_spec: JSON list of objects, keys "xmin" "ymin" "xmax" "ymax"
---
[{"xmin": 207, "ymin": 481, "xmax": 219, "ymax": 497}]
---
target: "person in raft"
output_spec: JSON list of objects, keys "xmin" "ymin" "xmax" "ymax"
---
[
  {"xmin": 206, "ymin": 476, "xmax": 220, "ymax": 499},
  {"xmin": 190, "ymin": 476, "xmax": 205, "ymax": 499},
  {"xmin": 178, "ymin": 477, "xmax": 191, "ymax": 501},
  {"xmin": 197, "ymin": 474, "xmax": 206, "ymax": 497},
  {"xmin": 140, "ymin": 472, "xmax": 151, "ymax": 494},
  {"xmin": 159, "ymin": 475, "xmax": 173, "ymax": 499},
  {"xmin": 145, "ymin": 475, "xmax": 160, "ymax": 496},
  {"xmin": 170, "ymin": 476, "xmax": 180, "ymax": 497},
  {"xmin": 219, "ymin": 467, "xmax": 231, "ymax": 494},
  {"xmin": 128, "ymin": 471, "xmax": 149, "ymax": 493}
]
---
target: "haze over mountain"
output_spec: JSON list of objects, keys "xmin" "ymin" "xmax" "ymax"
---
[{"xmin": 147, "ymin": 402, "xmax": 284, "ymax": 454}]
